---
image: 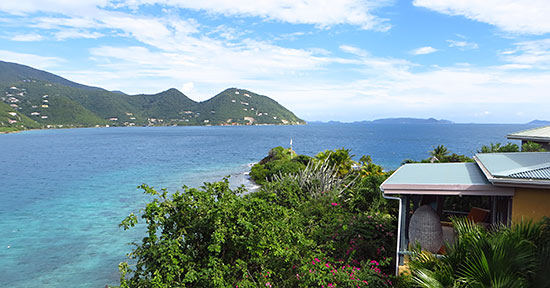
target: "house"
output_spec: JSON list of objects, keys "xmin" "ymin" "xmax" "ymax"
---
[
  {"xmin": 380, "ymin": 152, "xmax": 550, "ymax": 275},
  {"xmin": 474, "ymin": 152, "xmax": 550, "ymax": 222},
  {"xmin": 507, "ymin": 126, "xmax": 550, "ymax": 150}
]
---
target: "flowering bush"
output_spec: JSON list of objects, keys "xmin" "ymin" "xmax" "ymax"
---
[
  {"xmin": 117, "ymin": 148, "xmax": 399, "ymax": 287},
  {"xmin": 297, "ymin": 256, "xmax": 393, "ymax": 287}
]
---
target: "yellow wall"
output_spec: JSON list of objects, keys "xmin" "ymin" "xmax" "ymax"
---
[{"xmin": 512, "ymin": 188, "xmax": 550, "ymax": 223}]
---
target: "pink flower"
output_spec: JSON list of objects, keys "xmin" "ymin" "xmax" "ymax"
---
[
  {"xmin": 315, "ymin": 257, "xmax": 320, "ymax": 263},
  {"xmin": 265, "ymin": 282, "xmax": 271, "ymax": 287},
  {"xmin": 331, "ymin": 202, "xmax": 339, "ymax": 206}
]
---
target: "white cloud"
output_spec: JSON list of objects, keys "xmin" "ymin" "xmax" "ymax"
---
[
  {"xmin": 124, "ymin": 0, "xmax": 393, "ymax": 30},
  {"xmin": 413, "ymin": 0, "xmax": 550, "ymax": 35},
  {"xmin": 209, "ymin": 25, "xmax": 247, "ymax": 41},
  {"xmin": 11, "ymin": 33, "xmax": 44, "ymax": 41},
  {"xmin": 447, "ymin": 39, "xmax": 478, "ymax": 50},
  {"xmin": 55, "ymin": 29, "xmax": 103, "ymax": 40},
  {"xmin": 0, "ymin": 0, "xmax": 393, "ymax": 31},
  {"xmin": 500, "ymin": 38, "xmax": 550, "ymax": 69},
  {"xmin": 0, "ymin": 0, "xmax": 109, "ymax": 15},
  {"xmin": 340, "ymin": 45, "xmax": 368, "ymax": 57},
  {"xmin": 0, "ymin": 50, "xmax": 65, "ymax": 69},
  {"xmin": 411, "ymin": 46, "xmax": 438, "ymax": 55},
  {"xmin": 181, "ymin": 82, "xmax": 194, "ymax": 94},
  {"xmin": 2, "ymin": 0, "xmax": 549, "ymax": 123}
]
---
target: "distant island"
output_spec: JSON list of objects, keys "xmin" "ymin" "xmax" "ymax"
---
[
  {"xmin": 370, "ymin": 117, "xmax": 453, "ymax": 124},
  {"xmin": 0, "ymin": 60, "xmax": 305, "ymax": 132},
  {"xmin": 309, "ymin": 118, "xmax": 454, "ymax": 125},
  {"xmin": 527, "ymin": 120, "xmax": 550, "ymax": 125}
]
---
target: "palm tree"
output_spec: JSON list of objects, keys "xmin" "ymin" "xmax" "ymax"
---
[
  {"xmin": 409, "ymin": 218, "xmax": 550, "ymax": 288},
  {"xmin": 430, "ymin": 145, "xmax": 449, "ymax": 162}
]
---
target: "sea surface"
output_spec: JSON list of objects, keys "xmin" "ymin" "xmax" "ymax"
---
[{"xmin": 0, "ymin": 123, "xmax": 533, "ymax": 287}]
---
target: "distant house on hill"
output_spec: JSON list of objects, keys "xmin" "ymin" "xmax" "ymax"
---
[
  {"xmin": 507, "ymin": 126, "xmax": 550, "ymax": 150},
  {"xmin": 381, "ymin": 152, "xmax": 550, "ymax": 275}
]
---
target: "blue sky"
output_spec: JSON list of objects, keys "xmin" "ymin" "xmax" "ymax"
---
[{"xmin": 1, "ymin": 0, "xmax": 549, "ymax": 123}]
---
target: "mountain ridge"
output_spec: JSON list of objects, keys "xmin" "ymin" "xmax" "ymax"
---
[{"xmin": 0, "ymin": 61, "xmax": 305, "ymax": 131}]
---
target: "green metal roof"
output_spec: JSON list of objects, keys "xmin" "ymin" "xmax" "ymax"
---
[
  {"xmin": 381, "ymin": 162, "xmax": 513, "ymax": 196},
  {"xmin": 507, "ymin": 126, "xmax": 550, "ymax": 141},
  {"xmin": 474, "ymin": 152, "xmax": 550, "ymax": 179},
  {"xmin": 384, "ymin": 163, "xmax": 490, "ymax": 185}
]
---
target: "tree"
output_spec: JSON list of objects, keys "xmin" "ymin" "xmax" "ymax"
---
[
  {"xmin": 118, "ymin": 179, "xmax": 315, "ymax": 287},
  {"xmin": 116, "ymin": 147, "xmax": 399, "ymax": 287},
  {"xmin": 478, "ymin": 142, "xmax": 519, "ymax": 153},
  {"xmin": 522, "ymin": 141, "xmax": 546, "ymax": 152},
  {"xmin": 315, "ymin": 148, "xmax": 357, "ymax": 177},
  {"xmin": 430, "ymin": 145, "xmax": 449, "ymax": 161}
]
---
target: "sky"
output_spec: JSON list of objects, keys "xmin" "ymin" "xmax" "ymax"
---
[{"xmin": 1, "ymin": 1, "xmax": 549, "ymax": 123}]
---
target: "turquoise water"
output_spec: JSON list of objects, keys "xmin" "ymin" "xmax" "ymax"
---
[{"xmin": 0, "ymin": 123, "xmax": 532, "ymax": 287}]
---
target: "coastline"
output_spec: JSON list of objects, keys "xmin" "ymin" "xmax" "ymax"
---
[{"xmin": 0, "ymin": 122, "xmax": 307, "ymax": 135}]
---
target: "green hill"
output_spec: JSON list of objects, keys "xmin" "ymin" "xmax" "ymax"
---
[
  {"xmin": 0, "ymin": 101, "xmax": 40, "ymax": 132},
  {"xmin": 0, "ymin": 61, "xmax": 305, "ymax": 130},
  {"xmin": 0, "ymin": 60, "xmax": 103, "ymax": 91},
  {"xmin": 126, "ymin": 88, "xmax": 197, "ymax": 124},
  {"xmin": 196, "ymin": 88, "xmax": 304, "ymax": 125}
]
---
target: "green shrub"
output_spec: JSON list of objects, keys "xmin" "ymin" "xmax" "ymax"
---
[
  {"xmin": 118, "ymin": 147, "xmax": 400, "ymax": 287},
  {"xmin": 408, "ymin": 217, "xmax": 550, "ymax": 288}
]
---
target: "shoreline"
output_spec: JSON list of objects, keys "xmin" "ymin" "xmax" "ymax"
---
[{"xmin": 0, "ymin": 123, "xmax": 307, "ymax": 135}]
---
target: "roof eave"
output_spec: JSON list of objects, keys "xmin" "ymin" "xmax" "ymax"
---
[
  {"xmin": 382, "ymin": 183, "xmax": 514, "ymax": 196},
  {"xmin": 490, "ymin": 178, "xmax": 550, "ymax": 189},
  {"xmin": 507, "ymin": 135, "xmax": 550, "ymax": 142}
]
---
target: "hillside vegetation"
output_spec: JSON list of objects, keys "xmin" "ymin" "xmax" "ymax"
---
[{"xmin": 0, "ymin": 61, "xmax": 305, "ymax": 131}]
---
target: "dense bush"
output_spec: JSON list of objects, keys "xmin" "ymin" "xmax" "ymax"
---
[
  {"xmin": 117, "ymin": 147, "xmax": 398, "ymax": 287},
  {"xmin": 249, "ymin": 146, "xmax": 306, "ymax": 184},
  {"xmin": 408, "ymin": 217, "xmax": 550, "ymax": 288}
]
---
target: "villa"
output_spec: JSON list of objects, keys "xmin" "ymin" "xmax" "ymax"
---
[{"xmin": 381, "ymin": 151, "xmax": 550, "ymax": 275}]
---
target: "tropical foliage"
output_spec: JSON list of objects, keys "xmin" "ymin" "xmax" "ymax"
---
[
  {"xmin": 521, "ymin": 141, "xmax": 546, "ymax": 152},
  {"xmin": 408, "ymin": 217, "xmax": 550, "ymax": 288},
  {"xmin": 478, "ymin": 142, "xmax": 519, "ymax": 153},
  {"xmin": 117, "ymin": 147, "xmax": 397, "ymax": 287}
]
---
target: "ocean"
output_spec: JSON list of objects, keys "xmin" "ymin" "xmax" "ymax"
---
[{"xmin": 0, "ymin": 123, "xmax": 532, "ymax": 287}]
